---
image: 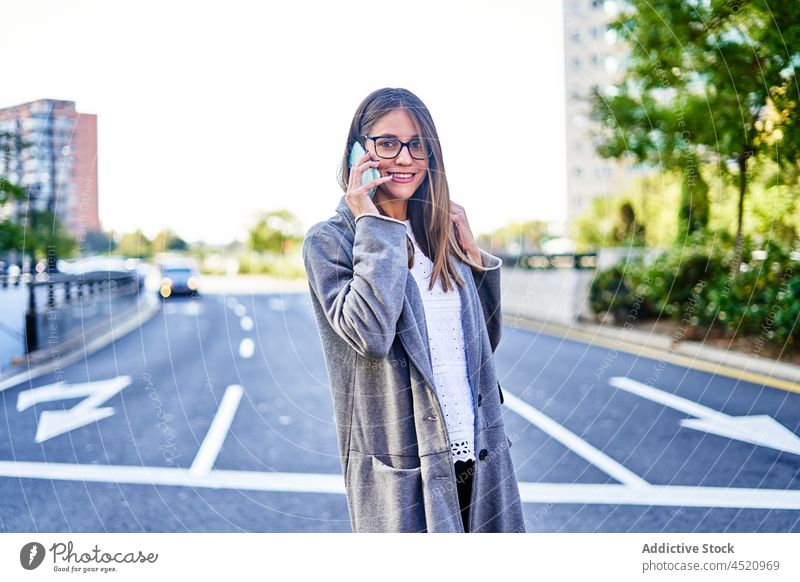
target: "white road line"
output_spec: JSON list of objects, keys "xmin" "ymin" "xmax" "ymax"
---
[
  {"xmin": 268, "ymin": 297, "xmax": 288, "ymax": 311},
  {"xmin": 0, "ymin": 461, "xmax": 343, "ymax": 494},
  {"xmin": 189, "ymin": 385, "xmax": 243, "ymax": 476},
  {"xmin": 1, "ymin": 460, "xmax": 799, "ymax": 509},
  {"xmin": 516, "ymin": 483, "xmax": 800, "ymax": 510},
  {"xmin": 502, "ymin": 390, "xmax": 650, "ymax": 487},
  {"xmin": 240, "ymin": 316, "xmax": 254, "ymax": 331},
  {"xmin": 239, "ymin": 338, "xmax": 255, "ymax": 359}
]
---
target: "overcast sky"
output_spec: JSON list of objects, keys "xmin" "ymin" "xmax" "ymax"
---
[{"xmin": 2, "ymin": 0, "xmax": 567, "ymax": 245}]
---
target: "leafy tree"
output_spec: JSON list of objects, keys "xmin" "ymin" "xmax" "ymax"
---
[
  {"xmin": 614, "ymin": 200, "xmax": 646, "ymax": 246},
  {"xmin": 249, "ymin": 209, "xmax": 303, "ymax": 255},
  {"xmin": 0, "ymin": 177, "xmax": 26, "ymax": 206},
  {"xmin": 574, "ymin": 195, "xmax": 648, "ymax": 249},
  {"xmin": 152, "ymin": 228, "xmax": 188, "ymax": 253},
  {"xmin": 116, "ymin": 230, "xmax": 153, "ymax": 258},
  {"xmin": 0, "ymin": 218, "xmax": 25, "ymax": 256},
  {"xmin": 485, "ymin": 220, "xmax": 550, "ymax": 254},
  {"xmin": 23, "ymin": 209, "xmax": 78, "ymax": 266},
  {"xmin": 589, "ymin": 0, "xmax": 800, "ymax": 255}
]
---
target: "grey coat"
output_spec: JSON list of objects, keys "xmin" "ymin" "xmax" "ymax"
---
[{"xmin": 302, "ymin": 194, "xmax": 526, "ymax": 533}]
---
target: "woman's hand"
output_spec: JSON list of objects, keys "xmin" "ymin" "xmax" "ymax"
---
[
  {"xmin": 346, "ymin": 150, "xmax": 394, "ymax": 219},
  {"xmin": 451, "ymin": 201, "xmax": 482, "ymax": 266}
]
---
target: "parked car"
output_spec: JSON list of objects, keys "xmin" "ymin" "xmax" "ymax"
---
[
  {"xmin": 158, "ymin": 262, "xmax": 200, "ymax": 297},
  {"xmin": 61, "ymin": 255, "xmax": 144, "ymax": 290}
]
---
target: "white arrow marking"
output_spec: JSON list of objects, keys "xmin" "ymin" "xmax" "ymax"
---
[
  {"xmin": 608, "ymin": 376, "xmax": 800, "ymax": 456},
  {"xmin": 17, "ymin": 381, "xmax": 94, "ymax": 412},
  {"xmin": 19, "ymin": 376, "xmax": 133, "ymax": 443}
]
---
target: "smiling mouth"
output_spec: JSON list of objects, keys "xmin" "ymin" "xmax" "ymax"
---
[{"xmin": 386, "ymin": 172, "xmax": 417, "ymax": 183}]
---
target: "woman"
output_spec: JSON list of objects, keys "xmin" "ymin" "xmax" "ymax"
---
[{"xmin": 302, "ymin": 87, "xmax": 525, "ymax": 533}]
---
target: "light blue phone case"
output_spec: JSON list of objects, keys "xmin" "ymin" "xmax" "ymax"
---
[{"xmin": 348, "ymin": 140, "xmax": 380, "ymax": 199}]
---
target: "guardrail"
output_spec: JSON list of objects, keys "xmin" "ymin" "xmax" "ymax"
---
[
  {"xmin": 0, "ymin": 271, "xmax": 25, "ymax": 289},
  {"xmin": 24, "ymin": 271, "xmax": 141, "ymax": 353},
  {"xmin": 497, "ymin": 252, "xmax": 597, "ymax": 270}
]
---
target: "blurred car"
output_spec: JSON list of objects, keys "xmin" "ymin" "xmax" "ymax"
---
[
  {"xmin": 61, "ymin": 255, "xmax": 145, "ymax": 290},
  {"xmin": 158, "ymin": 262, "xmax": 200, "ymax": 298}
]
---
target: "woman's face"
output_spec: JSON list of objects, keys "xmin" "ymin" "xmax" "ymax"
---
[{"xmin": 365, "ymin": 108, "xmax": 429, "ymax": 202}]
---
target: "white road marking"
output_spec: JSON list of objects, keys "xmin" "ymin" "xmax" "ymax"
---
[
  {"xmin": 234, "ymin": 304, "xmax": 246, "ymax": 317},
  {"xmin": 17, "ymin": 381, "xmax": 97, "ymax": 411},
  {"xmin": 20, "ymin": 376, "xmax": 133, "ymax": 443},
  {"xmin": 164, "ymin": 302, "xmax": 200, "ymax": 315},
  {"xmin": 515, "ymin": 482, "xmax": 800, "ymax": 510},
  {"xmin": 268, "ymin": 297, "xmax": 288, "ymax": 311},
  {"xmin": 189, "ymin": 384, "xmax": 244, "ymax": 476},
  {"xmin": 1, "ymin": 460, "xmax": 799, "ymax": 509},
  {"xmin": 182, "ymin": 301, "xmax": 201, "ymax": 315},
  {"xmin": 239, "ymin": 338, "xmax": 255, "ymax": 359},
  {"xmin": 502, "ymin": 390, "xmax": 650, "ymax": 487},
  {"xmin": 240, "ymin": 316, "xmax": 254, "ymax": 331},
  {"xmin": 0, "ymin": 461, "xmax": 344, "ymax": 494},
  {"xmin": 609, "ymin": 376, "xmax": 800, "ymax": 455}
]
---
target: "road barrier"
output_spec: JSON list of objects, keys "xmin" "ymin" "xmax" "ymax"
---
[
  {"xmin": 24, "ymin": 271, "xmax": 141, "ymax": 354},
  {"xmin": 497, "ymin": 252, "xmax": 597, "ymax": 270}
]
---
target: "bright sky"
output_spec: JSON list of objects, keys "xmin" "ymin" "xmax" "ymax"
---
[{"xmin": 2, "ymin": 0, "xmax": 567, "ymax": 245}]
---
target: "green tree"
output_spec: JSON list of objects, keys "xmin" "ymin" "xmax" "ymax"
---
[
  {"xmin": 116, "ymin": 230, "xmax": 153, "ymax": 258},
  {"xmin": 485, "ymin": 220, "xmax": 550, "ymax": 254},
  {"xmin": 152, "ymin": 228, "xmax": 188, "ymax": 253},
  {"xmin": 589, "ymin": 0, "xmax": 800, "ymax": 253},
  {"xmin": 24, "ymin": 209, "xmax": 78, "ymax": 266},
  {"xmin": 249, "ymin": 209, "xmax": 303, "ymax": 254},
  {"xmin": 574, "ymin": 195, "xmax": 649, "ymax": 250},
  {"xmin": 613, "ymin": 201, "xmax": 646, "ymax": 246}
]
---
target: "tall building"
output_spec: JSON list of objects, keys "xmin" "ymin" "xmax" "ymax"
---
[
  {"xmin": 563, "ymin": 0, "xmax": 636, "ymax": 227},
  {"xmin": 0, "ymin": 99, "xmax": 100, "ymax": 247}
]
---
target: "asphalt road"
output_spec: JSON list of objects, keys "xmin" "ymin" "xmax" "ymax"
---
[{"xmin": 0, "ymin": 290, "xmax": 798, "ymax": 532}]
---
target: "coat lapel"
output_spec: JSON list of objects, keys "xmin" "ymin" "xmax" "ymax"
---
[{"xmin": 335, "ymin": 195, "xmax": 481, "ymax": 404}]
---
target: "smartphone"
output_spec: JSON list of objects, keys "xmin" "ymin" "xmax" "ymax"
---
[{"xmin": 348, "ymin": 140, "xmax": 380, "ymax": 199}]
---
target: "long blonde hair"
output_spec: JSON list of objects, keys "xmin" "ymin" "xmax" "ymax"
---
[{"xmin": 339, "ymin": 87, "xmax": 487, "ymax": 293}]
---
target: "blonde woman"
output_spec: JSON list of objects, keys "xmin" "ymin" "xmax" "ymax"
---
[{"xmin": 303, "ymin": 87, "xmax": 525, "ymax": 533}]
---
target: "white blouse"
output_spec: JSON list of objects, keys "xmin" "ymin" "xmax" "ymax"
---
[{"xmin": 402, "ymin": 219, "xmax": 476, "ymax": 463}]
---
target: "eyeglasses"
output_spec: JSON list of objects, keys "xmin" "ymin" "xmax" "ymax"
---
[{"xmin": 362, "ymin": 134, "xmax": 432, "ymax": 160}]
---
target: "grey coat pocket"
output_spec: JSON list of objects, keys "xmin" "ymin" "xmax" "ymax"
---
[{"xmin": 345, "ymin": 450, "xmax": 426, "ymax": 532}]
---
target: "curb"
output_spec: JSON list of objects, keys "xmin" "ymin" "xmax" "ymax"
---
[
  {"xmin": 0, "ymin": 292, "xmax": 162, "ymax": 392},
  {"xmin": 507, "ymin": 311, "xmax": 800, "ymax": 394}
]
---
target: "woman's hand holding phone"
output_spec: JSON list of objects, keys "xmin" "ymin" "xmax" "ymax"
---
[{"xmin": 346, "ymin": 151, "xmax": 393, "ymax": 220}]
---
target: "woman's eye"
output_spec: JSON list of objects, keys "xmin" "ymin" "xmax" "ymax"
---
[
  {"xmin": 377, "ymin": 139, "xmax": 397, "ymax": 148},
  {"xmin": 410, "ymin": 139, "xmax": 423, "ymax": 149}
]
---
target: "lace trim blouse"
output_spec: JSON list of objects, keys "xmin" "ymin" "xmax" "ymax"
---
[{"xmin": 402, "ymin": 219, "xmax": 476, "ymax": 463}]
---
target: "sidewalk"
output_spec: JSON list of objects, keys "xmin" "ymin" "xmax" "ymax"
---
[
  {"xmin": 0, "ymin": 291, "xmax": 161, "ymax": 391},
  {"xmin": 500, "ymin": 267, "xmax": 800, "ymax": 389}
]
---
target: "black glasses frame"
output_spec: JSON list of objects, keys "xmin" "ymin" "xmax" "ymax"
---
[{"xmin": 362, "ymin": 134, "xmax": 432, "ymax": 160}]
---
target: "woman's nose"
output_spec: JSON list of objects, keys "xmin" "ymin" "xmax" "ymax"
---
[{"xmin": 396, "ymin": 145, "xmax": 414, "ymax": 164}]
